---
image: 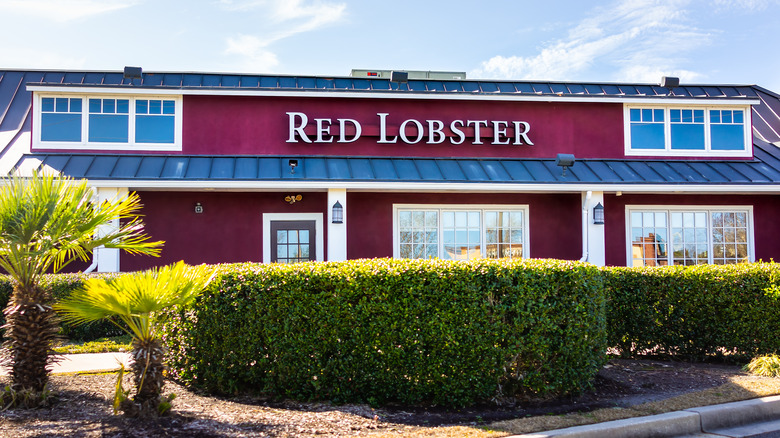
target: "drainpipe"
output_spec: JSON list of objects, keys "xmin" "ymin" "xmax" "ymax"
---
[
  {"xmin": 579, "ymin": 191, "xmax": 592, "ymax": 262},
  {"xmin": 83, "ymin": 247, "xmax": 99, "ymax": 273}
]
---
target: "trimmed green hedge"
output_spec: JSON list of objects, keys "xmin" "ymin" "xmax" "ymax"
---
[
  {"xmin": 161, "ymin": 258, "xmax": 607, "ymax": 407},
  {"xmin": 605, "ymin": 263, "xmax": 780, "ymax": 359},
  {"xmin": 0, "ymin": 273, "xmax": 124, "ymax": 341}
]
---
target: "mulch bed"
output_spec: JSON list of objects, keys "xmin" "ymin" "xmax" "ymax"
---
[{"xmin": 0, "ymin": 358, "xmax": 749, "ymax": 437}]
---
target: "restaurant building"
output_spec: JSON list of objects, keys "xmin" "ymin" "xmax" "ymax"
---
[{"xmin": 0, "ymin": 68, "xmax": 778, "ymax": 272}]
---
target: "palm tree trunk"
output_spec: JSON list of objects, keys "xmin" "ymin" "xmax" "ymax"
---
[
  {"xmin": 121, "ymin": 337, "xmax": 167, "ymax": 417},
  {"xmin": 2, "ymin": 284, "xmax": 59, "ymax": 397}
]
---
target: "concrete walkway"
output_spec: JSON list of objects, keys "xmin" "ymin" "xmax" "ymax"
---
[{"xmin": 0, "ymin": 352, "xmax": 131, "ymax": 376}]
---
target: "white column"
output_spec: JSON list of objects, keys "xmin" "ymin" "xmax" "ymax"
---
[
  {"xmin": 582, "ymin": 191, "xmax": 606, "ymax": 266},
  {"xmin": 95, "ymin": 187, "xmax": 129, "ymax": 273},
  {"xmin": 327, "ymin": 188, "xmax": 347, "ymax": 261}
]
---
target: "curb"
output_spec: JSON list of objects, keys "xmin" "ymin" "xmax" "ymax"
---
[{"xmin": 508, "ymin": 395, "xmax": 780, "ymax": 438}]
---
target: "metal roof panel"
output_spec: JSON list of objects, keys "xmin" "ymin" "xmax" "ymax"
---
[
  {"xmin": 211, "ymin": 157, "xmax": 235, "ymax": 178},
  {"xmin": 185, "ymin": 157, "xmax": 211, "ymax": 179},
  {"xmin": 413, "ymin": 160, "xmax": 443, "ymax": 180},
  {"xmin": 234, "ymin": 157, "xmax": 258, "ymax": 178},
  {"xmin": 161, "ymin": 156, "xmax": 189, "ymax": 178}
]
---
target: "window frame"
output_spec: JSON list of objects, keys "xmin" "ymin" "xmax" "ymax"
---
[
  {"xmin": 392, "ymin": 204, "xmax": 530, "ymax": 260},
  {"xmin": 33, "ymin": 93, "xmax": 183, "ymax": 151},
  {"xmin": 624, "ymin": 104, "xmax": 752, "ymax": 158},
  {"xmin": 624, "ymin": 205, "xmax": 755, "ymax": 267}
]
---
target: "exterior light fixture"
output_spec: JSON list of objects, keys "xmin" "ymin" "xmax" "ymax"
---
[
  {"xmin": 555, "ymin": 153, "xmax": 575, "ymax": 176},
  {"xmin": 332, "ymin": 201, "xmax": 343, "ymax": 224},
  {"xmin": 194, "ymin": 202, "xmax": 203, "ymax": 214},
  {"xmin": 593, "ymin": 202, "xmax": 605, "ymax": 225},
  {"xmin": 288, "ymin": 159, "xmax": 299, "ymax": 174},
  {"xmin": 284, "ymin": 194, "xmax": 302, "ymax": 204}
]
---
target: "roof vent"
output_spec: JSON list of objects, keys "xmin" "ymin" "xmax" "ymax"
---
[
  {"xmin": 660, "ymin": 76, "xmax": 679, "ymax": 89},
  {"xmin": 390, "ymin": 71, "xmax": 409, "ymax": 83},
  {"xmin": 123, "ymin": 66, "xmax": 142, "ymax": 80}
]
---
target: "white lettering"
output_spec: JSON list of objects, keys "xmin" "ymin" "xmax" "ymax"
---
[
  {"xmin": 513, "ymin": 121, "xmax": 534, "ymax": 145},
  {"xmin": 427, "ymin": 120, "xmax": 446, "ymax": 144},
  {"xmin": 286, "ymin": 112, "xmax": 311, "ymax": 143},
  {"xmin": 338, "ymin": 118, "xmax": 361, "ymax": 143},
  {"xmin": 399, "ymin": 119, "xmax": 424, "ymax": 144},
  {"xmin": 315, "ymin": 118, "xmax": 333, "ymax": 143},
  {"xmin": 450, "ymin": 120, "xmax": 466, "ymax": 145},
  {"xmin": 467, "ymin": 120, "xmax": 488, "ymax": 144},
  {"xmin": 492, "ymin": 121, "xmax": 510, "ymax": 145},
  {"xmin": 377, "ymin": 113, "xmax": 397, "ymax": 143}
]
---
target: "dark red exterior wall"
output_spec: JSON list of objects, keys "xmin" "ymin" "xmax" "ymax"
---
[
  {"xmin": 182, "ymin": 95, "xmax": 626, "ymax": 159},
  {"xmin": 604, "ymin": 193, "xmax": 780, "ymax": 266},
  {"xmin": 121, "ymin": 191, "xmax": 328, "ymax": 271},
  {"xmin": 346, "ymin": 192, "xmax": 582, "ymax": 260}
]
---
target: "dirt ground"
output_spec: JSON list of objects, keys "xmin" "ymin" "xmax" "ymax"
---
[{"xmin": 0, "ymin": 358, "xmax": 763, "ymax": 437}]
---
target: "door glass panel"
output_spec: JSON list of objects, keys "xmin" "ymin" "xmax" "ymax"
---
[{"xmin": 271, "ymin": 220, "xmax": 316, "ymax": 263}]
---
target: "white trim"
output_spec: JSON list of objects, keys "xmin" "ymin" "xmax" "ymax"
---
[
  {"xmin": 327, "ymin": 188, "xmax": 347, "ymax": 261},
  {"xmin": 32, "ymin": 92, "xmax": 183, "ymax": 152},
  {"xmin": 623, "ymin": 104, "xmax": 753, "ymax": 158},
  {"xmin": 624, "ymin": 204, "xmax": 755, "ymax": 267},
  {"xmin": 26, "ymin": 85, "xmax": 761, "ymax": 105},
  {"xmin": 392, "ymin": 203, "xmax": 530, "ymax": 259},
  {"xmin": 262, "ymin": 212, "xmax": 324, "ymax": 263},
  {"xmin": 75, "ymin": 179, "xmax": 780, "ymax": 195}
]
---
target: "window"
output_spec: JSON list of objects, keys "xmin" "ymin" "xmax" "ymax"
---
[
  {"xmin": 628, "ymin": 207, "xmax": 752, "ymax": 266},
  {"xmin": 41, "ymin": 97, "xmax": 82, "ymax": 142},
  {"xmin": 625, "ymin": 105, "xmax": 750, "ymax": 157},
  {"xmin": 35, "ymin": 94, "xmax": 182, "ymax": 151},
  {"xmin": 395, "ymin": 205, "xmax": 528, "ymax": 260}
]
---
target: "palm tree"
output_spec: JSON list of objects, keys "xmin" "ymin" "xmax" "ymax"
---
[
  {"xmin": 0, "ymin": 172, "xmax": 162, "ymax": 405},
  {"xmin": 55, "ymin": 261, "xmax": 214, "ymax": 417}
]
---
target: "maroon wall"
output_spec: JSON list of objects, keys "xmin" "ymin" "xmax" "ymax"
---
[
  {"xmin": 182, "ymin": 95, "xmax": 625, "ymax": 159},
  {"xmin": 604, "ymin": 193, "xmax": 780, "ymax": 266},
  {"xmin": 121, "ymin": 191, "xmax": 328, "ymax": 271},
  {"xmin": 347, "ymin": 192, "xmax": 582, "ymax": 260}
]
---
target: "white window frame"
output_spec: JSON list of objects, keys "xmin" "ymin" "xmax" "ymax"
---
[
  {"xmin": 33, "ymin": 92, "xmax": 183, "ymax": 151},
  {"xmin": 262, "ymin": 213, "xmax": 324, "ymax": 264},
  {"xmin": 392, "ymin": 204, "xmax": 530, "ymax": 260},
  {"xmin": 624, "ymin": 205, "xmax": 755, "ymax": 267},
  {"xmin": 623, "ymin": 104, "xmax": 752, "ymax": 158}
]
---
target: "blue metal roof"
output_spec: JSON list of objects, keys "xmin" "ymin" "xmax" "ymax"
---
[
  {"xmin": 15, "ymin": 143, "xmax": 780, "ymax": 185},
  {"xmin": 4, "ymin": 69, "xmax": 762, "ymax": 99}
]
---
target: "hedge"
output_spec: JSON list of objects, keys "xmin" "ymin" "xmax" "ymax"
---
[
  {"xmin": 0, "ymin": 273, "xmax": 124, "ymax": 341},
  {"xmin": 161, "ymin": 258, "xmax": 607, "ymax": 408},
  {"xmin": 605, "ymin": 263, "xmax": 780, "ymax": 359}
]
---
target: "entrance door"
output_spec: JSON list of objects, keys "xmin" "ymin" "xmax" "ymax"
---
[{"xmin": 270, "ymin": 220, "xmax": 316, "ymax": 263}]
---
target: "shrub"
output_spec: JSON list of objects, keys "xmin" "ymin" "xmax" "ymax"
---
[
  {"xmin": 605, "ymin": 263, "xmax": 780, "ymax": 360},
  {"xmin": 745, "ymin": 354, "xmax": 780, "ymax": 377},
  {"xmin": 161, "ymin": 258, "xmax": 607, "ymax": 408}
]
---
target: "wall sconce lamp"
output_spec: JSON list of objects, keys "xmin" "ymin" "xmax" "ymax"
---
[
  {"xmin": 593, "ymin": 202, "xmax": 605, "ymax": 225},
  {"xmin": 284, "ymin": 194, "xmax": 302, "ymax": 204},
  {"xmin": 332, "ymin": 201, "xmax": 343, "ymax": 224},
  {"xmin": 288, "ymin": 159, "xmax": 298, "ymax": 174},
  {"xmin": 555, "ymin": 153, "xmax": 575, "ymax": 176},
  {"xmin": 194, "ymin": 202, "xmax": 203, "ymax": 214}
]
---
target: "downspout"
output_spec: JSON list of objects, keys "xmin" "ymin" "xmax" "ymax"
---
[
  {"xmin": 579, "ymin": 191, "xmax": 592, "ymax": 262},
  {"xmin": 83, "ymin": 247, "xmax": 98, "ymax": 273}
]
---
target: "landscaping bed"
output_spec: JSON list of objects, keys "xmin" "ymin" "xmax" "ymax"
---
[{"xmin": 2, "ymin": 358, "xmax": 777, "ymax": 438}]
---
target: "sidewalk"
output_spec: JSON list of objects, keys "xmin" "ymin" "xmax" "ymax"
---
[{"xmin": 0, "ymin": 352, "xmax": 131, "ymax": 376}]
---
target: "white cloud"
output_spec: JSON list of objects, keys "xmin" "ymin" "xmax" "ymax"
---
[
  {"xmin": 224, "ymin": 35, "xmax": 280, "ymax": 72},
  {"xmin": 221, "ymin": 0, "xmax": 346, "ymax": 73},
  {"xmin": 712, "ymin": 0, "xmax": 778, "ymax": 11},
  {"xmin": 0, "ymin": 0, "xmax": 137, "ymax": 22},
  {"xmin": 472, "ymin": 0, "xmax": 713, "ymax": 83}
]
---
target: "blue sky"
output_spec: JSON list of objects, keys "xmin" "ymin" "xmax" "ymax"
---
[{"xmin": 1, "ymin": 0, "xmax": 779, "ymax": 90}]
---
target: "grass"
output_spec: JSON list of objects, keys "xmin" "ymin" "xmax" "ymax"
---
[
  {"xmin": 745, "ymin": 354, "xmax": 780, "ymax": 377},
  {"xmin": 53, "ymin": 335, "xmax": 132, "ymax": 354}
]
